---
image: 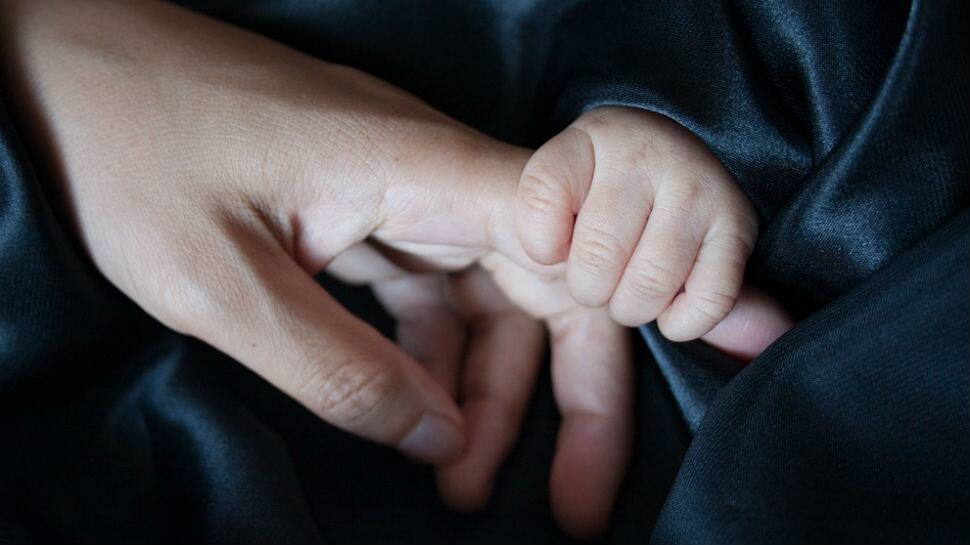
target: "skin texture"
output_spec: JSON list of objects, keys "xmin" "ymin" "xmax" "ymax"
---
[{"xmin": 0, "ymin": 0, "xmax": 793, "ymax": 537}]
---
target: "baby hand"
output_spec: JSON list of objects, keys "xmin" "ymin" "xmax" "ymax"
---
[{"xmin": 516, "ymin": 106, "xmax": 759, "ymax": 341}]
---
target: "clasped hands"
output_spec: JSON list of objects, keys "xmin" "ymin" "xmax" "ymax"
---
[{"xmin": 2, "ymin": 0, "xmax": 793, "ymax": 537}]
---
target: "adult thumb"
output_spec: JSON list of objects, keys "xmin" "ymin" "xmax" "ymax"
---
[
  {"xmin": 372, "ymin": 131, "xmax": 548, "ymax": 273},
  {"xmin": 177, "ymin": 235, "xmax": 465, "ymax": 464}
]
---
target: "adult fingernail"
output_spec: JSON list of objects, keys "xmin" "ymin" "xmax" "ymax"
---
[{"xmin": 399, "ymin": 411, "xmax": 464, "ymax": 464}]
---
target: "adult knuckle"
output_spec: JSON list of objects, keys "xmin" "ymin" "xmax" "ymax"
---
[
  {"xmin": 151, "ymin": 280, "xmax": 221, "ymax": 337},
  {"xmin": 141, "ymin": 244, "xmax": 241, "ymax": 337},
  {"xmin": 303, "ymin": 359, "xmax": 397, "ymax": 425},
  {"xmin": 167, "ymin": 278, "xmax": 232, "ymax": 331}
]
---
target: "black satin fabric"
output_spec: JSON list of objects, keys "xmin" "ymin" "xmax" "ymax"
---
[{"xmin": 1, "ymin": 0, "xmax": 968, "ymax": 543}]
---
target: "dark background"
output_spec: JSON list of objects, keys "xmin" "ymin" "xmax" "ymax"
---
[{"xmin": 1, "ymin": 0, "xmax": 968, "ymax": 543}]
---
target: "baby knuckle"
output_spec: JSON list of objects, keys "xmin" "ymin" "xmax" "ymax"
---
[
  {"xmin": 690, "ymin": 289, "xmax": 735, "ymax": 322},
  {"xmin": 656, "ymin": 315, "xmax": 692, "ymax": 341},
  {"xmin": 519, "ymin": 170, "xmax": 566, "ymax": 217},
  {"xmin": 573, "ymin": 226, "xmax": 626, "ymax": 271},
  {"xmin": 663, "ymin": 182, "xmax": 704, "ymax": 211},
  {"xmin": 624, "ymin": 261, "xmax": 681, "ymax": 302},
  {"xmin": 674, "ymin": 304, "xmax": 720, "ymax": 339},
  {"xmin": 710, "ymin": 228, "xmax": 756, "ymax": 263},
  {"xmin": 576, "ymin": 108, "xmax": 616, "ymax": 131},
  {"xmin": 732, "ymin": 218, "xmax": 760, "ymax": 255},
  {"xmin": 609, "ymin": 299, "xmax": 653, "ymax": 327}
]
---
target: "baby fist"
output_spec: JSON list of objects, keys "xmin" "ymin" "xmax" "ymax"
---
[{"xmin": 515, "ymin": 106, "xmax": 758, "ymax": 341}]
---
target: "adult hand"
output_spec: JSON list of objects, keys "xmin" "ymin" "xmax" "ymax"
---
[{"xmin": 0, "ymin": 0, "xmax": 527, "ymax": 464}]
